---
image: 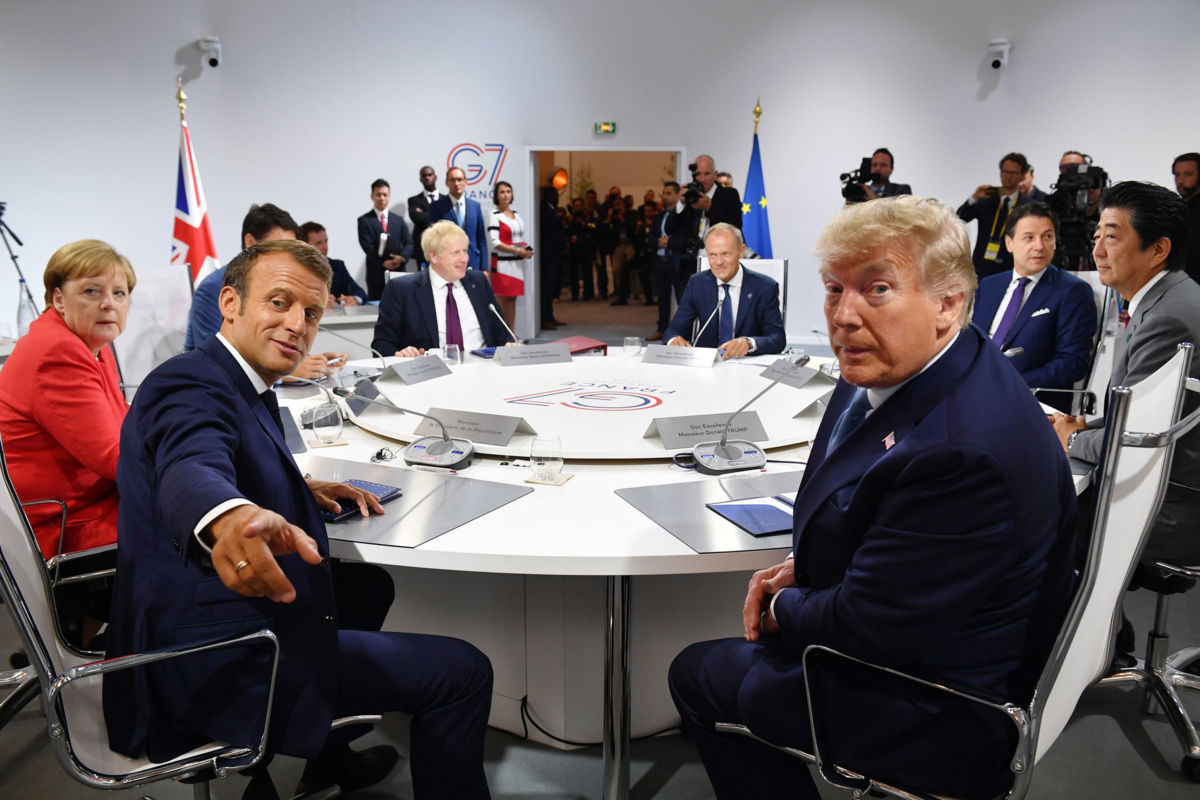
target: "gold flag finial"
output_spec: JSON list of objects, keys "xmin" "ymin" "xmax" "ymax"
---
[
  {"xmin": 177, "ymin": 78, "xmax": 187, "ymax": 123},
  {"xmin": 753, "ymin": 98, "xmax": 762, "ymax": 135}
]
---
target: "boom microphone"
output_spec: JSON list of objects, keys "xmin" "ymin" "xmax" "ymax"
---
[
  {"xmin": 318, "ymin": 325, "xmax": 389, "ymax": 375},
  {"xmin": 689, "ymin": 303, "xmax": 721, "ymax": 347},
  {"xmin": 488, "ymin": 303, "xmax": 523, "ymax": 345},
  {"xmin": 692, "ymin": 351, "xmax": 811, "ymax": 476}
]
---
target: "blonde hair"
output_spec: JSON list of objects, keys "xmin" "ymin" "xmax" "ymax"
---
[
  {"xmin": 421, "ymin": 219, "xmax": 469, "ymax": 258},
  {"xmin": 814, "ymin": 196, "xmax": 976, "ymax": 321},
  {"xmin": 43, "ymin": 239, "xmax": 136, "ymax": 306}
]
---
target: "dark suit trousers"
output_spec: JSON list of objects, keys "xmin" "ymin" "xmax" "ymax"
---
[
  {"xmin": 540, "ymin": 253, "xmax": 561, "ymax": 321},
  {"xmin": 326, "ymin": 629, "xmax": 493, "ymax": 799},
  {"xmin": 669, "ymin": 638, "xmax": 817, "ymax": 799},
  {"xmin": 652, "ymin": 255, "xmax": 686, "ymax": 332}
]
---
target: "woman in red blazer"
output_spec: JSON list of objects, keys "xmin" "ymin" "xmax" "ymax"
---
[{"xmin": 0, "ymin": 239, "xmax": 135, "ymax": 559}]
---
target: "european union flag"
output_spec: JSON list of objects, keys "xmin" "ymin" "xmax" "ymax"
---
[{"xmin": 742, "ymin": 133, "xmax": 772, "ymax": 258}]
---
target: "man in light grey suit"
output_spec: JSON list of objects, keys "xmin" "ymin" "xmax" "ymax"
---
[{"xmin": 1053, "ymin": 181, "xmax": 1200, "ymax": 565}]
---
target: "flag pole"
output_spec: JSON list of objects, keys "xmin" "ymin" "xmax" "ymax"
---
[
  {"xmin": 177, "ymin": 78, "xmax": 187, "ymax": 124},
  {"xmin": 754, "ymin": 97, "xmax": 762, "ymax": 134}
]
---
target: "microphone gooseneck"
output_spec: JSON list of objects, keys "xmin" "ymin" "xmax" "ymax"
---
[{"xmin": 488, "ymin": 303, "xmax": 523, "ymax": 345}]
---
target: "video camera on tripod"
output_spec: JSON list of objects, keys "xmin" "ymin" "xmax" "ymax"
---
[{"xmin": 1048, "ymin": 155, "xmax": 1109, "ymax": 270}]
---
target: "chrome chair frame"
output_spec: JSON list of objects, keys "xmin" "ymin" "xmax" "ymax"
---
[{"xmin": 715, "ymin": 342, "xmax": 1196, "ymax": 800}]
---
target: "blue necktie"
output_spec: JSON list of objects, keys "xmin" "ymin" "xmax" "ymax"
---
[
  {"xmin": 718, "ymin": 284, "xmax": 733, "ymax": 345},
  {"xmin": 992, "ymin": 276, "xmax": 1030, "ymax": 344},
  {"xmin": 826, "ymin": 388, "xmax": 871, "ymax": 455},
  {"xmin": 455, "ymin": 201, "xmax": 464, "ymax": 226}
]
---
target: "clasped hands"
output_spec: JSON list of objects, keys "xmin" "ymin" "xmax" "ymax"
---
[
  {"xmin": 743, "ymin": 559, "xmax": 795, "ymax": 642},
  {"xmin": 667, "ymin": 335, "xmax": 752, "ymax": 359},
  {"xmin": 208, "ymin": 479, "xmax": 384, "ymax": 602},
  {"xmin": 289, "ymin": 351, "xmax": 349, "ymax": 381}
]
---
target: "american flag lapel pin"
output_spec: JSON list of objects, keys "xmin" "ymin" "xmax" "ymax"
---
[{"xmin": 883, "ymin": 431, "xmax": 896, "ymax": 450}]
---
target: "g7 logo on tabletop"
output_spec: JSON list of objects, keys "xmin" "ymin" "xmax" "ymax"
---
[
  {"xmin": 505, "ymin": 386, "xmax": 665, "ymax": 411},
  {"xmin": 447, "ymin": 142, "xmax": 508, "ymax": 186}
]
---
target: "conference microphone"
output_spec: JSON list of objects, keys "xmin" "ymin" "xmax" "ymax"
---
[
  {"xmin": 333, "ymin": 384, "xmax": 473, "ymax": 470},
  {"xmin": 689, "ymin": 303, "xmax": 721, "ymax": 347},
  {"xmin": 488, "ymin": 303, "xmax": 523, "ymax": 345},
  {"xmin": 692, "ymin": 351, "xmax": 811, "ymax": 476},
  {"xmin": 317, "ymin": 325, "xmax": 389, "ymax": 375},
  {"xmin": 810, "ymin": 328, "xmax": 828, "ymax": 346}
]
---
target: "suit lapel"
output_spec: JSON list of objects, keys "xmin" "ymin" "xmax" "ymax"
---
[
  {"xmin": 734, "ymin": 266, "xmax": 755, "ymax": 334},
  {"xmin": 790, "ymin": 330, "xmax": 981, "ymax": 551},
  {"xmin": 200, "ymin": 338, "xmax": 294, "ymax": 465},
  {"xmin": 463, "ymin": 272, "xmax": 494, "ymax": 339},
  {"xmin": 1115, "ymin": 271, "xmax": 1182, "ymax": 382},
  {"xmin": 1001, "ymin": 267, "xmax": 1056, "ymax": 347}
]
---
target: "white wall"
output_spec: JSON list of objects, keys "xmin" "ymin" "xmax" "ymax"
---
[{"xmin": 2, "ymin": 0, "xmax": 1198, "ymax": 380}]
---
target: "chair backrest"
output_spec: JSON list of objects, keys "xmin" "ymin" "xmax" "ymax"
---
[
  {"xmin": 1030, "ymin": 342, "xmax": 1193, "ymax": 761},
  {"xmin": 1078, "ymin": 285, "xmax": 1122, "ymax": 415},
  {"xmin": 0, "ymin": 438, "xmax": 157, "ymax": 779},
  {"xmin": 698, "ymin": 257, "xmax": 788, "ymax": 323}
]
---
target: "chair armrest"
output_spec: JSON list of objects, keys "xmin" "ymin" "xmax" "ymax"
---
[
  {"xmin": 801, "ymin": 644, "xmax": 1029, "ymax": 800},
  {"xmin": 45, "ymin": 628, "xmax": 280, "ymax": 789},
  {"xmin": 45, "ymin": 544, "xmax": 117, "ymax": 587}
]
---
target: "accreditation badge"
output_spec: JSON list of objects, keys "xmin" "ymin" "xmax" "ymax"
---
[{"xmin": 984, "ymin": 241, "xmax": 1001, "ymax": 261}]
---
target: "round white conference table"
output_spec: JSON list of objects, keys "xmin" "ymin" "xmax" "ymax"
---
[{"xmin": 281, "ymin": 349, "xmax": 831, "ymax": 800}]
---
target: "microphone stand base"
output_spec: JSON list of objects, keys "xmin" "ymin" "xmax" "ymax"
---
[
  {"xmin": 691, "ymin": 440, "xmax": 767, "ymax": 476},
  {"xmin": 404, "ymin": 437, "xmax": 474, "ymax": 470}
]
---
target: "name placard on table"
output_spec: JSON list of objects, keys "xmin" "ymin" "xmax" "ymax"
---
[
  {"xmin": 640, "ymin": 344, "xmax": 718, "ymax": 368},
  {"xmin": 381, "ymin": 355, "xmax": 452, "ymax": 385},
  {"xmin": 644, "ymin": 411, "xmax": 767, "ymax": 449},
  {"xmin": 495, "ymin": 342, "xmax": 573, "ymax": 366},
  {"xmin": 414, "ymin": 406, "xmax": 538, "ymax": 446},
  {"xmin": 758, "ymin": 360, "xmax": 838, "ymax": 391}
]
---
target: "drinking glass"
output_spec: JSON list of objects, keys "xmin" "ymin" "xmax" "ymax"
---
[
  {"xmin": 623, "ymin": 336, "xmax": 643, "ymax": 357},
  {"xmin": 530, "ymin": 435, "xmax": 563, "ymax": 482},
  {"xmin": 311, "ymin": 402, "xmax": 343, "ymax": 445},
  {"xmin": 444, "ymin": 343, "xmax": 463, "ymax": 366}
]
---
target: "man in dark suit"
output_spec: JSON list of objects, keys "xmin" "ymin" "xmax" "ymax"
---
[
  {"xmin": 299, "ymin": 221, "xmax": 368, "ymax": 306},
  {"xmin": 357, "ymin": 178, "xmax": 413, "ymax": 301},
  {"xmin": 973, "ymin": 202, "xmax": 1097, "ymax": 412},
  {"xmin": 646, "ymin": 182, "xmax": 687, "ymax": 341},
  {"xmin": 407, "ymin": 165, "xmax": 442, "ymax": 268},
  {"xmin": 663, "ymin": 223, "xmax": 785, "ymax": 358},
  {"xmin": 861, "ymin": 147, "xmax": 912, "ymax": 199},
  {"xmin": 538, "ymin": 185, "xmax": 565, "ymax": 330},
  {"xmin": 1172, "ymin": 152, "xmax": 1200, "ymax": 282},
  {"xmin": 103, "ymin": 239, "xmax": 493, "ymax": 799},
  {"xmin": 429, "ymin": 167, "xmax": 488, "ymax": 271},
  {"xmin": 670, "ymin": 196, "xmax": 1077, "ymax": 800},
  {"xmin": 958, "ymin": 152, "xmax": 1033, "ymax": 280},
  {"xmin": 372, "ymin": 220, "xmax": 515, "ymax": 356},
  {"xmin": 1055, "ymin": 181, "xmax": 1200, "ymax": 566}
]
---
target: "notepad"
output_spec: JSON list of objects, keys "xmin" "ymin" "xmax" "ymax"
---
[{"xmin": 706, "ymin": 496, "xmax": 794, "ymax": 537}]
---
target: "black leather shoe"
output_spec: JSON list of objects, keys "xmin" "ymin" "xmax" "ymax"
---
[
  {"xmin": 297, "ymin": 744, "xmax": 400, "ymax": 795},
  {"xmin": 647, "ymin": 331, "xmax": 663, "ymax": 341}
]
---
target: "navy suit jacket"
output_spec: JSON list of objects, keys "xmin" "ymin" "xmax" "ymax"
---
[
  {"xmin": 957, "ymin": 193, "xmax": 1032, "ymax": 278},
  {"xmin": 371, "ymin": 267, "xmax": 514, "ymax": 355},
  {"xmin": 767, "ymin": 326, "xmax": 1077, "ymax": 796},
  {"xmin": 972, "ymin": 265, "xmax": 1097, "ymax": 411},
  {"xmin": 357, "ymin": 209, "xmax": 413, "ymax": 300},
  {"xmin": 104, "ymin": 337, "xmax": 338, "ymax": 762},
  {"xmin": 662, "ymin": 265, "xmax": 785, "ymax": 353},
  {"xmin": 429, "ymin": 195, "xmax": 488, "ymax": 270},
  {"xmin": 328, "ymin": 258, "xmax": 368, "ymax": 305}
]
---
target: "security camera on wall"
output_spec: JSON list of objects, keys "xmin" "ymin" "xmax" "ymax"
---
[
  {"xmin": 198, "ymin": 36, "xmax": 222, "ymax": 69},
  {"xmin": 987, "ymin": 39, "xmax": 1011, "ymax": 70}
]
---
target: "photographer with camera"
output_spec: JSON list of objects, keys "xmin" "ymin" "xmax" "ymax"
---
[
  {"xmin": 666, "ymin": 155, "xmax": 743, "ymax": 289},
  {"xmin": 1047, "ymin": 151, "xmax": 1108, "ymax": 270},
  {"xmin": 842, "ymin": 148, "xmax": 912, "ymax": 204},
  {"xmin": 957, "ymin": 152, "xmax": 1033, "ymax": 278}
]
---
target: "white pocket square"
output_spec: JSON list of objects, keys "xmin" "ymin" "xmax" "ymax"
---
[{"xmin": 1031, "ymin": 307, "xmax": 1050, "ymax": 317}]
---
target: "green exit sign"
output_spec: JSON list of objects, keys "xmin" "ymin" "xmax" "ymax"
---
[{"xmin": 594, "ymin": 121, "xmax": 617, "ymax": 134}]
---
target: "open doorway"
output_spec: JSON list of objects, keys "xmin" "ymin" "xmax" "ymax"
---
[{"xmin": 523, "ymin": 147, "xmax": 684, "ymax": 345}]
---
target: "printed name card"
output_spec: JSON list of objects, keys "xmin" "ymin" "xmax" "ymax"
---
[
  {"xmin": 414, "ymin": 407, "xmax": 537, "ymax": 446},
  {"xmin": 640, "ymin": 344, "xmax": 718, "ymax": 368},
  {"xmin": 382, "ymin": 355, "xmax": 452, "ymax": 385},
  {"xmin": 495, "ymin": 342, "xmax": 573, "ymax": 366},
  {"xmin": 644, "ymin": 411, "xmax": 767, "ymax": 449},
  {"xmin": 758, "ymin": 360, "xmax": 837, "ymax": 391}
]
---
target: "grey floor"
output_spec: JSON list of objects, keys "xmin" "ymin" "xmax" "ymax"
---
[
  {"xmin": 5, "ymin": 583, "xmax": 1200, "ymax": 798},
  {"xmin": 6, "ymin": 296, "xmax": 1200, "ymax": 798}
]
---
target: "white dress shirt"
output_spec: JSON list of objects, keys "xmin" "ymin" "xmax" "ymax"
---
[
  {"xmin": 429, "ymin": 269, "xmax": 485, "ymax": 352},
  {"xmin": 986, "ymin": 267, "xmax": 1046, "ymax": 336}
]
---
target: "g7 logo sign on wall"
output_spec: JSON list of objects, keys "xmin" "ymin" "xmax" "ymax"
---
[{"xmin": 447, "ymin": 143, "xmax": 508, "ymax": 201}]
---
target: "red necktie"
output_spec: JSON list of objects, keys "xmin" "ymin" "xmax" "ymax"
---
[{"xmin": 381, "ymin": 212, "xmax": 388, "ymax": 233}]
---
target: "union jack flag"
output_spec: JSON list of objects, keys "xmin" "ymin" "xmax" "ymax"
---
[{"xmin": 171, "ymin": 121, "xmax": 219, "ymax": 286}]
